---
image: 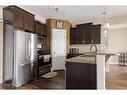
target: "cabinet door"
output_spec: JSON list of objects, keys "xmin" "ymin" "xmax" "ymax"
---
[
  {"xmin": 13, "ymin": 8, "xmax": 24, "ymax": 28},
  {"xmin": 35, "ymin": 21, "xmax": 41, "ymax": 35},
  {"xmin": 41, "ymin": 24, "xmax": 47, "ymax": 36},
  {"xmin": 70, "ymin": 28, "xmax": 74, "ymax": 44},
  {"xmin": 35, "ymin": 21, "xmax": 47, "ymax": 36},
  {"xmin": 77, "ymin": 23, "xmax": 92, "ymax": 44},
  {"xmin": 91, "ymin": 25, "xmax": 101, "ymax": 44},
  {"xmin": 84, "ymin": 24, "xmax": 92, "ymax": 44},
  {"xmin": 24, "ymin": 12, "xmax": 35, "ymax": 32},
  {"xmin": 70, "ymin": 28, "xmax": 77, "ymax": 44},
  {"xmin": 77, "ymin": 26, "xmax": 85, "ymax": 44},
  {"xmin": 66, "ymin": 62, "xmax": 97, "ymax": 89},
  {"xmin": 3, "ymin": 10, "xmax": 13, "ymax": 22}
]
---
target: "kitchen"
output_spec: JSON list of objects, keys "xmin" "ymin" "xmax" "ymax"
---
[{"xmin": 0, "ymin": 5, "xmax": 127, "ymax": 90}]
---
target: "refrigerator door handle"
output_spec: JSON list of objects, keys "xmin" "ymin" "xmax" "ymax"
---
[
  {"xmin": 26, "ymin": 34, "xmax": 31, "ymax": 60},
  {"xmin": 28, "ymin": 37, "xmax": 31, "ymax": 59},
  {"xmin": 26, "ymin": 34, "xmax": 29, "ymax": 60}
]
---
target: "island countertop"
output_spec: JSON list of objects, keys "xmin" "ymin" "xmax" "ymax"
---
[
  {"xmin": 66, "ymin": 54, "xmax": 96, "ymax": 64},
  {"xmin": 66, "ymin": 52, "xmax": 119, "ymax": 64}
]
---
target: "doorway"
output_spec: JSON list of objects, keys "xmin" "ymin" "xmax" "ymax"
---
[{"xmin": 51, "ymin": 29, "xmax": 67, "ymax": 70}]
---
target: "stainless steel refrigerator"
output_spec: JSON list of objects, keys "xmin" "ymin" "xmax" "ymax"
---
[
  {"xmin": 4, "ymin": 25, "xmax": 37, "ymax": 87},
  {"xmin": 13, "ymin": 30, "xmax": 37, "ymax": 87}
]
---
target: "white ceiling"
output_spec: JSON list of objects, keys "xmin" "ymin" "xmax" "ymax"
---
[{"xmin": 11, "ymin": 6, "xmax": 127, "ymax": 25}]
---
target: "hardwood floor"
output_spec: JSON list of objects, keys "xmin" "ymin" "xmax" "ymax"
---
[
  {"xmin": 0, "ymin": 70, "xmax": 65, "ymax": 89},
  {"xmin": 106, "ymin": 64, "xmax": 127, "ymax": 89},
  {"xmin": 2, "ymin": 64, "xmax": 127, "ymax": 90}
]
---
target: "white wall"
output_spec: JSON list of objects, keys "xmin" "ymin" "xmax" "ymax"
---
[
  {"xmin": 108, "ymin": 28, "xmax": 127, "ymax": 64},
  {"xmin": 0, "ymin": 21, "xmax": 3, "ymax": 83},
  {"xmin": 71, "ymin": 44, "xmax": 101, "ymax": 53}
]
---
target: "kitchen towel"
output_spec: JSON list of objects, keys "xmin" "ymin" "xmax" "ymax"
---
[{"xmin": 44, "ymin": 55, "xmax": 51, "ymax": 62}]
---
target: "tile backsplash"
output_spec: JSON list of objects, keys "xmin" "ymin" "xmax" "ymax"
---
[{"xmin": 70, "ymin": 44, "xmax": 101, "ymax": 53}]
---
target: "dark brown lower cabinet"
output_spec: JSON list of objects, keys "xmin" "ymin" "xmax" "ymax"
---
[{"xmin": 66, "ymin": 62, "xmax": 97, "ymax": 89}]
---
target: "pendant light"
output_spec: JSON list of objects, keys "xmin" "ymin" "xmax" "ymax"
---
[
  {"xmin": 102, "ymin": 9, "xmax": 110, "ymax": 29},
  {"xmin": 101, "ymin": 7, "xmax": 110, "ymax": 53}
]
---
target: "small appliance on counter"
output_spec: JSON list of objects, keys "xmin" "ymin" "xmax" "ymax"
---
[
  {"xmin": 69, "ymin": 48, "xmax": 79, "ymax": 54},
  {"xmin": 67, "ymin": 48, "xmax": 80, "ymax": 59}
]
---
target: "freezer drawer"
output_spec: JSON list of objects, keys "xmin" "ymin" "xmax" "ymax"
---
[{"xmin": 13, "ymin": 61, "xmax": 32, "ymax": 87}]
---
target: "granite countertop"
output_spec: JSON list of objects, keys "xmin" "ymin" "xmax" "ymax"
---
[
  {"xmin": 66, "ymin": 52, "xmax": 119, "ymax": 64},
  {"xmin": 66, "ymin": 54, "xmax": 96, "ymax": 64}
]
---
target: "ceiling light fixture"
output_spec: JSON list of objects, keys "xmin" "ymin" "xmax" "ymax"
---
[{"xmin": 47, "ymin": 7, "xmax": 65, "ymax": 18}]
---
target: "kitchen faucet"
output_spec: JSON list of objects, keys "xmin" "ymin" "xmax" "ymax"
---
[{"xmin": 90, "ymin": 44, "xmax": 98, "ymax": 53}]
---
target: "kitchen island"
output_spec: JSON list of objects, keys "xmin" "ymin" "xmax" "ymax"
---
[
  {"xmin": 66, "ymin": 52, "xmax": 118, "ymax": 89},
  {"xmin": 66, "ymin": 54, "xmax": 96, "ymax": 89}
]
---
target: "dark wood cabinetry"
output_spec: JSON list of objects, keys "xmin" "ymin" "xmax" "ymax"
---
[
  {"xmin": 76, "ymin": 25, "xmax": 84, "ymax": 44},
  {"xmin": 70, "ymin": 23, "xmax": 101, "ymax": 44},
  {"xmin": 66, "ymin": 62, "xmax": 97, "ymax": 89},
  {"xmin": 3, "ymin": 9, "xmax": 13, "ymax": 23},
  {"xmin": 35, "ymin": 21, "xmax": 47, "ymax": 36},
  {"xmin": 77, "ymin": 23, "xmax": 92, "ymax": 44},
  {"xmin": 3, "ymin": 6, "xmax": 35, "ymax": 32},
  {"xmin": 24, "ymin": 11, "xmax": 35, "ymax": 32},
  {"xmin": 41, "ymin": 24, "xmax": 46, "ymax": 36},
  {"xmin": 13, "ymin": 7, "xmax": 24, "ymax": 28},
  {"xmin": 70, "ymin": 28, "xmax": 77, "ymax": 44},
  {"xmin": 91, "ymin": 24, "xmax": 101, "ymax": 44}
]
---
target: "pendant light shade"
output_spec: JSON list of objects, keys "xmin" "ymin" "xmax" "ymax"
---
[
  {"xmin": 103, "ymin": 21, "xmax": 110, "ymax": 29},
  {"xmin": 102, "ymin": 11, "xmax": 110, "ymax": 29}
]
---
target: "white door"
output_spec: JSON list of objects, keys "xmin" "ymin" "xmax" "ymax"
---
[{"xmin": 52, "ymin": 29, "xmax": 66, "ymax": 70}]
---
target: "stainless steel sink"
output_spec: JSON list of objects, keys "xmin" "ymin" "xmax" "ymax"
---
[{"xmin": 80, "ymin": 54, "xmax": 95, "ymax": 57}]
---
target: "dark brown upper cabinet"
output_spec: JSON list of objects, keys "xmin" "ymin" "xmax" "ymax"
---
[
  {"xmin": 35, "ymin": 21, "xmax": 47, "ymax": 36},
  {"xmin": 3, "ymin": 6, "xmax": 24, "ymax": 29},
  {"xmin": 13, "ymin": 7, "xmax": 24, "ymax": 29},
  {"xmin": 41, "ymin": 24, "xmax": 47, "ymax": 36},
  {"xmin": 91, "ymin": 24, "xmax": 101, "ymax": 44},
  {"xmin": 3, "ymin": 9, "xmax": 13, "ymax": 22},
  {"xmin": 76, "ymin": 25, "xmax": 85, "ymax": 44},
  {"xmin": 70, "ymin": 28, "xmax": 78, "ymax": 45},
  {"xmin": 24, "ymin": 11, "xmax": 35, "ymax": 32},
  {"xmin": 76, "ymin": 23, "xmax": 92, "ymax": 44},
  {"xmin": 3, "ymin": 6, "xmax": 35, "ymax": 32},
  {"xmin": 70, "ymin": 23, "xmax": 101, "ymax": 44}
]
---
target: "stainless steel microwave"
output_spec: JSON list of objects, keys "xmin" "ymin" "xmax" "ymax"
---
[{"xmin": 37, "ymin": 36, "xmax": 46, "ymax": 45}]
